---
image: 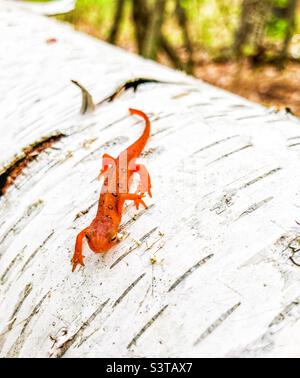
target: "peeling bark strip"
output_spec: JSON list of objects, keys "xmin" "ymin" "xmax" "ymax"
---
[
  {"xmin": 238, "ymin": 167, "xmax": 282, "ymax": 190},
  {"xmin": 194, "ymin": 302, "xmax": 241, "ymax": 346},
  {"xmin": 52, "ymin": 299, "xmax": 110, "ymax": 358},
  {"xmin": 209, "ymin": 144, "xmax": 253, "ymax": 165},
  {"xmin": 18, "ymin": 231, "xmax": 55, "ymax": 274},
  {"xmin": 110, "ymin": 224, "xmax": 157, "ymax": 269},
  {"xmin": 288, "ymin": 142, "xmax": 300, "ymax": 148},
  {"xmin": 236, "ymin": 114, "xmax": 265, "ymax": 121},
  {"xmin": 0, "ymin": 133, "xmax": 65, "ymax": 197},
  {"xmin": 268, "ymin": 297, "xmax": 300, "ymax": 328},
  {"xmin": 0, "ymin": 245, "xmax": 26, "ymax": 283},
  {"xmin": 0, "ymin": 199, "xmax": 44, "ymax": 254},
  {"xmin": 110, "ymin": 242, "xmax": 141, "ymax": 269},
  {"xmin": 8, "ymin": 283, "xmax": 33, "ymax": 331},
  {"xmin": 168, "ymin": 254, "xmax": 214, "ymax": 292},
  {"xmin": 113, "ymin": 273, "xmax": 146, "ymax": 308},
  {"xmin": 7, "ymin": 291, "xmax": 49, "ymax": 358},
  {"xmin": 74, "ymin": 200, "xmax": 98, "ymax": 221},
  {"xmin": 127, "ymin": 305, "xmax": 168, "ymax": 349},
  {"xmin": 204, "ymin": 113, "xmax": 228, "ymax": 119},
  {"xmin": 72, "ymin": 78, "xmax": 186, "ymax": 114},
  {"xmin": 192, "ymin": 135, "xmax": 239, "ymax": 156},
  {"xmin": 139, "ymin": 227, "xmax": 158, "ymax": 243},
  {"xmin": 238, "ymin": 196, "xmax": 274, "ymax": 219},
  {"xmin": 119, "ymin": 204, "xmax": 155, "ymax": 232},
  {"xmin": 71, "ymin": 80, "xmax": 95, "ymax": 115}
]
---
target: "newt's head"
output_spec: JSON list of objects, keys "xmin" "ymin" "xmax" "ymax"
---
[{"xmin": 85, "ymin": 220, "xmax": 119, "ymax": 253}]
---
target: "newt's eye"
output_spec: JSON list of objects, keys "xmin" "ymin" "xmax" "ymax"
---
[{"xmin": 110, "ymin": 234, "xmax": 117, "ymax": 242}]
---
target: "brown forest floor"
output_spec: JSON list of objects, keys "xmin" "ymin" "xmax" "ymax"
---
[{"xmin": 194, "ymin": 60, "xmax": 300, "ymax": 117}]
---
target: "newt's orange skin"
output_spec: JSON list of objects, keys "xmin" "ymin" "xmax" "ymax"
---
[{"xmin": 71, "ymin": 108, "xmax": 152, "ymax": 271}]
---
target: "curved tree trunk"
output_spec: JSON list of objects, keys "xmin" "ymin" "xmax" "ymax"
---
[
  {"xmin": 108, "ymin": 0, "xmax": 126, "ymax": 44},
  {"xmin": 1, "ymin": 0, "xmax": 300, "ymax": 358},
  {"xmin": 132, "ymin": 0, "xmax": 151, "ymax": 55},
  {"xmin": 142, "ymin": 0, "xmax": 166, "ymax": 60},
  {"xmin": 234, "ymin": 0, "xmax": 272, "ymax": 57},
  {"xmin": 175, "ymin": 0, "xmax": 194, "ymax": 74},
  {"xmin": 278, "ymin": 0, "xmax": 298, "ymax": 61}
]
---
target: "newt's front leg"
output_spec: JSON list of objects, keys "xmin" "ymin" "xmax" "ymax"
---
[
  {"xmin": 71, "ymin": 228, "xmax": 89, "ymax": 272},
  {"xmin": 117, "ymin": 193, "xmax": 148, "ymax": 215}
]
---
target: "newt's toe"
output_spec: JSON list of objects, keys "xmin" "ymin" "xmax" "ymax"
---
[
  {"xmin": 71, "ymin": 255, "xmax": 85, "ymax": 272},
  {"xmin": 134, "ymin": 193, "xmax": 148, "ymax": 210}
]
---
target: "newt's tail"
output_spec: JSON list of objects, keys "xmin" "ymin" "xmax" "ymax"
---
[{"xmin": 127, "ymin": 108, "xmax": 151, "ymax": 160}]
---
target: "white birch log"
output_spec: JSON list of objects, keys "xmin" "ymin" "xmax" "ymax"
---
[
  {"xmin": 12, "ymin": 0, "xmax": 75, "ymax": 16},
  {"xmin": 1, "ymin": 0, "xmax": 300, "ymax": 358}
]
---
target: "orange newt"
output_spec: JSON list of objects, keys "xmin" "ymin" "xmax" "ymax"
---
[{"xmin": 71, "ymin": 108, "xmax": 152, "ymax": 271}]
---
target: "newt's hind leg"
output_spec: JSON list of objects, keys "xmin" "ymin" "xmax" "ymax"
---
[
  {"xmin": 71, "ymin": 228, "xmax": 89, "ymax": 272},
  {"xmin": 129, "ymin": 163, "xmax": 152, "ymax": 198},
  {"xmin": 117, "ymin": 193, "xmax": 148, "ymax": 215}
]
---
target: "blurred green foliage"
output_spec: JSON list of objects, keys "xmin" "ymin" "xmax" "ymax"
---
[
  {"xmin": 24, "ymin": 0, "xmax": 300, "ymax": 63},
  {"xmin": 62, "ymin": 0, "xmax": 241, "ymax": 55}
]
